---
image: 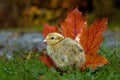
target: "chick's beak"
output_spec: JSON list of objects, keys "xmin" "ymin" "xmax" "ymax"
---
[{"xmin": 43, "ymin": 39, "xmax": 47, "ymax": 44}]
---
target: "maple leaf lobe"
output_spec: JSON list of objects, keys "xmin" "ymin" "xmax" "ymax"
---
[
  {"xmin": 42, "ymin": 24, "xmax": 60, "ymax": 37},
  {"xmin": 61, "ymin": 8, "xmax": 87, "ymax": 39}
]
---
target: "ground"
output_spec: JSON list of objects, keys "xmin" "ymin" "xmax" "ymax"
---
[{"xmin": 0, "ymin": 30, "xmax": 120, "ymax": 80}]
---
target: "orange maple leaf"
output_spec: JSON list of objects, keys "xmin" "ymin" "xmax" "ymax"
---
[{"xmin": 39, "ymin": 8, "xmax": 109, "ymax": 70}]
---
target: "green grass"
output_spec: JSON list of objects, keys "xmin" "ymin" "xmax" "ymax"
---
[{"xmin": 0, "ymin": 41, "xmax": 120, "ymax": 80}]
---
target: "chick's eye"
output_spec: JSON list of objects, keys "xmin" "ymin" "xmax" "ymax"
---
[{"xmin": 51, "ymin": 37, "xmax": 54, "ymax": 39}]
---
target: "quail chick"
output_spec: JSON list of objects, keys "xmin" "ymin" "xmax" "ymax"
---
[{"xmin": 44, "ymin": 32, "xmax": 86, "ymax": 70}]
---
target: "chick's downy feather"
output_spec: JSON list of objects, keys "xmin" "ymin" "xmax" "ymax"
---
[{"xmin": 44, "ymin": 33, "xmax": 86, "ymax": 69}]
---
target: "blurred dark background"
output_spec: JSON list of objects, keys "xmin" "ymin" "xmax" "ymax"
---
[{"xmin": 0, "ymin": 0, "xmax": 120, "ymax": 30}]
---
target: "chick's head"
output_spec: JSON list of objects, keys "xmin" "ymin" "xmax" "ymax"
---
[{"xmin": 44, "ymin": 33, "xmax": 64, "ymax": 45}]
